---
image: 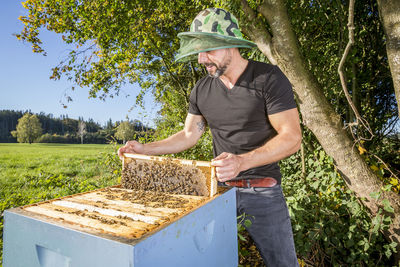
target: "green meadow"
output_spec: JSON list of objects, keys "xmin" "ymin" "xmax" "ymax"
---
[{"xmin": 0, "ymin": 143, "xmax": 121, "ymax": 263}]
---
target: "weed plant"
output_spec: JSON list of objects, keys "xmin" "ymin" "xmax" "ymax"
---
[{"xmin": 281, "ymin": 144, "xmax": 396, "ymax": 266}]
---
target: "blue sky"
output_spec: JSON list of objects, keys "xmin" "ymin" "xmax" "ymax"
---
[{"xmin": 0, "ymin": 1, "xmax": 159, "ymax": 127}]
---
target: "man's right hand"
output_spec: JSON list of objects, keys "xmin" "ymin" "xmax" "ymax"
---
[{"xmin": 118, "ymin": 140, "xmax": 145, "ymax": 160}]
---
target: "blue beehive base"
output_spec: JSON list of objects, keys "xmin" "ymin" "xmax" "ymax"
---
[{"xmin": 3, "ymin": 187, "xmax": 237, "ymax": 267}]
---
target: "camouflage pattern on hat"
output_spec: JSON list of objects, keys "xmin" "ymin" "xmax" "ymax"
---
[
  {"xmin": 190, "ymin": 8, "xmax": 243, "ymax": 39},
  {"xmin": 175, "ymin": 8, "xmax": 256, "ymax": 62}
]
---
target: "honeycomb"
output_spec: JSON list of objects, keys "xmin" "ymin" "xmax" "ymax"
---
[{"xmin": 121, "ymin": 157, "xmax": 209, "ymax": 196}]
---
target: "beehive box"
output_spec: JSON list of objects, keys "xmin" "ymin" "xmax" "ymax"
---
[{"xmin": 3, "ymin": 155, "xmax": 238, "ymax": 267}]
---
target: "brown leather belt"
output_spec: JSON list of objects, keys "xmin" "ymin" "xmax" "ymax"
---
[{"xmin": 225, "ymin": 177, "xmax": 277, "ymax": 188}]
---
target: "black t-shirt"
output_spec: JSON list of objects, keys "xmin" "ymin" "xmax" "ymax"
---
[{"xmin": 188, "ymin": 60, "xmax": 296, "ymax": 183}]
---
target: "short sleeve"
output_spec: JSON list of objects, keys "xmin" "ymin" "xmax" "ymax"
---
[
  {"xmin": 188, "ymin": 83, "xmax": 202, "ymax": 115},
  {"xmin": 263, "ymin": 66, "xmax": 297, "ymax": 115}
]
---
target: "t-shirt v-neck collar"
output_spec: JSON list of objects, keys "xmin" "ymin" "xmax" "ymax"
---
[{"xmin": 216, "ymin": 60, "xmax": 251, "ymax": 91}]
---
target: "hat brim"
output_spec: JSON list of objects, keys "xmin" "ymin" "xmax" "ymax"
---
[{"xmin": 175, "ymin": 32, "xmax": 257, "ymax": 62}]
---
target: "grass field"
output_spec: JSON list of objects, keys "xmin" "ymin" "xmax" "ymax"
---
[
  {"xmin": 0, "ymin": 143, "xmax": 121, "ymax": 264},
  {"xmin": 0, "ymin": 143, "xmax": 119, "ymax": 186}
]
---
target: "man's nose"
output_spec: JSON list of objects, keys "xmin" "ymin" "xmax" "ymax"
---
[{"xmin": 198, "ymin": 52, "xmax": 208, "ymax": 64}]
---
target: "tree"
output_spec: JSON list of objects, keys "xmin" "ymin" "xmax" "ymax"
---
[
  {"xmin": 16, "ymin": 0, "xmax": 211, "ymax": 132},
  {"xmin": 77, "ymin": 120, "xmax": 87, "ymax": 144},
  {"xmin": 11, "ymin": 113, "xmax": 42, "ymax": 144},
  {"xmin": 0, "ymin": 110, "xmax": 24, "ymax": 142},
  {"xmin": 114, "ymin": 121, "xmax": 135, "ymax": 144},
  {"xmin": 62, "ymin": 118, "xmax": 78, "ymax": 133},
  {"xmin": 377, "ymin": 0, "xmax": 400, "ymax": 118}
]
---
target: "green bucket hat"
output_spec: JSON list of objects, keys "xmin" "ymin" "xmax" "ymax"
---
[{"xmin": 175, "ymin": 8, "xmax": 256, "ymax": 62}]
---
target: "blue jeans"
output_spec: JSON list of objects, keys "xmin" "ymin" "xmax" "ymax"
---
[{"xmin": 236, "ymin": 185, "xmax": 299, "ymax": 267}]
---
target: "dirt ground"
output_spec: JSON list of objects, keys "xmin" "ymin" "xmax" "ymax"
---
[{"xmin": 239, "ymin": 230, "xmax": 266, "ymax": 267}]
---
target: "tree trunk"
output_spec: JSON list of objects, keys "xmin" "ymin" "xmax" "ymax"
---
[
  {"xmin": 377, "ymin": 0, "xmax": 400, "ymax": 118},
  {"xmin": 240, "ymin": 0, "xmax": 400, "ymax": 258}
]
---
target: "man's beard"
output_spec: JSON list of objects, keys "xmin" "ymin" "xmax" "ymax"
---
[
  {"xmin": 205, "ymin": 63, "xmax": 225, "ymax": 78},
  {"xmin": 205, "ymin": 54, "xmax": 231, "ymax": 78},
  {"xmin": 212, "ymin": 66, "xmax": 226, "ymax": 78}
]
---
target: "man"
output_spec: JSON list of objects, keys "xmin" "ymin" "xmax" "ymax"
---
[{"xmin": 119, "ymin": 8, "xmax": 301, "ymax": 266}]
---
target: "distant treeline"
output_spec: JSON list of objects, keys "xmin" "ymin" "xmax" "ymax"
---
[{"xmin": 0, "ymin": 110, "xmax": 151, "ymax": 143}]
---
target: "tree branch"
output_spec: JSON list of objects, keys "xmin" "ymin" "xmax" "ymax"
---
[
  {"xmin": 190, "ymin": 62, "xmax": 200, "ymax": 84},
  {"xmin": 338, "ymin": 0, "xmax": 374, "ymax": 141},
  {"xmin": 239, "ymin": 0, "xmax": 277, "ymax": 65},
  {"xmin": 373, "ymin": 154, "xmax": 400, "ymax": 182},
  {"xmin": 257, "ymin": 0, "xmax": 306, "ymax": 66},
  {"xmin": 148, "ymin": 37, "xmax": 189, "ymax": 101}
]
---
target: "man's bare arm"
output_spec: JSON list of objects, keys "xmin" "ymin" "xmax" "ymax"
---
[{"xmin": 118, "ymin": 114, "xmax": 206, "ymax": 158}]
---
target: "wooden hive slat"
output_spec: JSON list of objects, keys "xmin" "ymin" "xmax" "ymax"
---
[
  {"xmin": 68, "ymin": 193, "xmax": 179, "ymax": 217},
  {"xmin": 24, "ymin": 203, "xmax": 153, "ymax": 239},
  {"xmin": 20, "ymin": 186, "xmax": 214, "ymax": 242}
]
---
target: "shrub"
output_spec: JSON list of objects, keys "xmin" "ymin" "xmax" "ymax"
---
[{"xmin": 281, "ymin": 145, "xmax": 395, "ymax": 266}]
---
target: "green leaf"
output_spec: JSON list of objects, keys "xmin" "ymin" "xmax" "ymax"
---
[
  {"xmin": 382, "ymin": 199, "xmax": 394, "ymax": 213},
  {"xmin": 238, "ymin": 233, "xmax": 246, "ymax": 241},
  {"xmin": 244, "ymin": 219, "xmax": 252, "ymax": 228},
  {"xmin": 369, "ymin": 191, "xmax": 381, "ymax": 200},
  {"xmin": 382, "ymin": 184, "xmax": 393, "ymax": 192}
]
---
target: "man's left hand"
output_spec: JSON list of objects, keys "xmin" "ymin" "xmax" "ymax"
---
[{"xmin": 211, "ymin": 152, "xmax": 243, "ymax": 182}]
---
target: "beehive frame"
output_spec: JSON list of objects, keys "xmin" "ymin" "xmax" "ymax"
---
[
  {"xmin": 122, "ymin": 153, "xmax": 218, "ymax": 197},
  {"xmin": 11, "ymin": 186, "xmax": 219, "ymax": 243}
]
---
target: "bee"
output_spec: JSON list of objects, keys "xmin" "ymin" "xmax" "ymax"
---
[{"xmin": 121, "ymin": 158, "xmax": 208, "ymax": 196}]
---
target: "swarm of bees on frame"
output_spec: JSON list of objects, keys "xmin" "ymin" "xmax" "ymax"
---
[
  {"xmin": 121, "ymin": 158, "xmax": 209, "ymax": 196},
  {"xmin": 103, "ymin": 187, "xmax": 191, "ymax": 209}
]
